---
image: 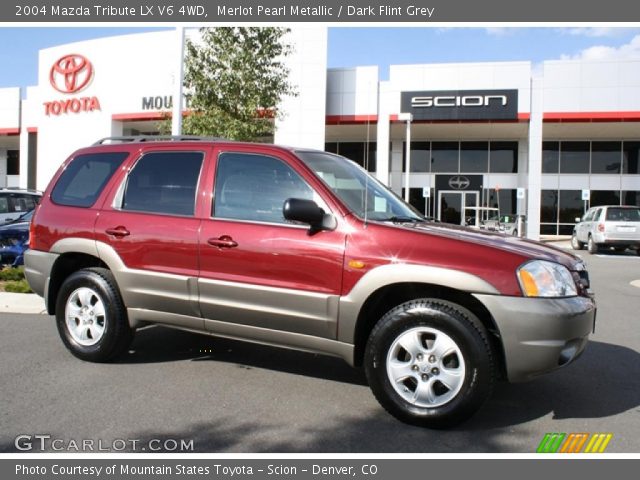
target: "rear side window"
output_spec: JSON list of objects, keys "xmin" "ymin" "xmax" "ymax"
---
[
  {"xmin": 51, "ymin": 152, "xmax": 128, "ymax": 207},
  {"xmin": 122, "ymin": 151, "xmax": 204, "ymax": 216},
  {"xmin": 606, "ymin": 207, "xmax": 640, "ymax": 221}
]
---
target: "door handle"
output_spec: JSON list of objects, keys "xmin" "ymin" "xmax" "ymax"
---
[
  {"xmin": 105, "ymin": 226, "xmax": 130, "ymax": 238},
  {"xmin": 207, "ymin": 235, "xmax": 238, "ymax": 249}
]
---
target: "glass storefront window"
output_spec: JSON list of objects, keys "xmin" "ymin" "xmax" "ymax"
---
[
  {"xmin": 591, "ymin": 141, "xmax": 622, "ymax": 174},
  {"xmin": 402, "ymin": 187, "xmax": 428, "ymax": 215},
  {"xmin": 403, "ymin": 142, "xmax": 430, "ymax": 173},
  {"xmin": 324, "ymin": 142, "xmax": 377, "ymax": 172},
  {"xmin": 560, "ymin": 142, "xmax": 590, "ymax": 174},
  {"xmin": 489, "ymin": 141, "xmax": 518, "ymax": 173},
  {"xmin": 431, "ymin": 142, "xmax": 459, "ymax": 173},
  {"xmin": 541, "ymin": 190, "xmax": 558, "ymax": 223},
  {"xmin": 623, "ymin": 141, "xmax": 640, "ymax": 174},
  {"xmin": 498, "ymin": 189, "xmax": 517, "ymax": 215},
  {"xmin": 590, "ymin": 190, "xmax": 620, "ymax": 207},
  {"xmin": 623, "ymin": 191, "xmax": 640, "ymax": 206},
  {"xmin": 542, "ymin": 142, "xmax": 559, "ymax": 173},
  {"xmin": 460, "ymin": 142, "xmax": 488, "ymax": 173},
  {"xmin": 559, "ymin": 190, "xmax": 584, "ymax": 223},
  {"xmin": 7, "ymin": 150, "xmax": 20, "ymax": 175}
]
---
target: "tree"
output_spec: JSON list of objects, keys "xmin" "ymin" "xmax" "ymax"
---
[{"xmin": 175, "ymin": 27, "xmax": 296, "ymax": 141}]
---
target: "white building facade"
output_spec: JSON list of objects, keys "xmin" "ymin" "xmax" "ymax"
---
[{"xmin": 0, "ymin": 29, "xmax": 639, "ymax": 240}]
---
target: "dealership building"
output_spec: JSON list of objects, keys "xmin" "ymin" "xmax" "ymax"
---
[{"xmin": 1, "ymin": 27, "xmax": 639, "ymax": 239}]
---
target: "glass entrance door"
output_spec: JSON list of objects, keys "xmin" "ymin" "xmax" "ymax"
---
[{"xmin": 438, "ymin": 191, "xmax": 479, "ymax": 225}]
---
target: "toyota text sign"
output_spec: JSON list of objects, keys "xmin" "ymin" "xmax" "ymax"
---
[{"xmin": 401, "ymin": 89, "xmax": 518, "ymax": 121}]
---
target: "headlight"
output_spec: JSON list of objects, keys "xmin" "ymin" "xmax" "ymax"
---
[{"xmin": 517, "ymin": 260, "xmax": 577, "ymax": 297}]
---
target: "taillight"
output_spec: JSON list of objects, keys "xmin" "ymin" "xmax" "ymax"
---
[
  {"xmin": 597, "ymin": 223, "xmax": 605, "ymax": 232},
  {"xmin": 29, "ymin": 219, "xmax": 36, "ymax": 249}
]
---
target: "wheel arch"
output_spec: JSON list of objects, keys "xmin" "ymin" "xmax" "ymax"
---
[
  {"xmin": 350, "ymin": 282, "xmax": 505, "ymax": 373},
  {"xmin": 46, "ymin": 238, "xmax": 117, "ymax": 315},
  {"xmin": 47, "ymin": 252, "xmax": 109, "ymax": 315}
]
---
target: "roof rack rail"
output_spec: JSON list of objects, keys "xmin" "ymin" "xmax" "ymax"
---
[{"xmin": 93, "ymin": 135, "xmax": 228, "ymax": 145}]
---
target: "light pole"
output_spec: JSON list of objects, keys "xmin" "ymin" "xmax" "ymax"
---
[
  {"xmin": 172, "ymin": 26, "xmax": 186, "ymax": 136},
  {"xmin": 398, "ymin": 112, "xmax": 413, "ymax": 202}
]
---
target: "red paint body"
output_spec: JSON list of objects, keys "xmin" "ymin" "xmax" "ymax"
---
[{"xmin": 31, "ymin": 141, "xmax": 581, "ymax": 299}]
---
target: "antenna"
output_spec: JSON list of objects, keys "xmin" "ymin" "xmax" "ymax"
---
[{"xmin": 363, "ymin": 116, "xmax": 371, "ymax": 227}]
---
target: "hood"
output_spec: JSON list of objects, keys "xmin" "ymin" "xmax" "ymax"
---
[
  {"xmin": 386, "ymin": 221, "xmax": 582, "ymax": 270},
  {"xmin": 0, "ymin": 222, "xmax": 29, "ymax": 236}
]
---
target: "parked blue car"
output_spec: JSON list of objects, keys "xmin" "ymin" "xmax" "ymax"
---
[{"xmin": 0, "ymin": 210, "xmax": 33, "ymax": 267}]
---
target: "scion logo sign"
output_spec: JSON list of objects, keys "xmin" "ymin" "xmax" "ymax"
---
[
  {"xmin": 436, "ymin": 174, "xmax": 482, "ymax": 192},
  {"xmin": 44, "ymin": 54, "xmax": 101, "ymax": 116},
  {"xmin": 401, "ymin": 89, "xmax": 518, "ymax": 121},
  {"xmin": 448, "ymin": 176, "xmax": 471, "ymax": 190}
]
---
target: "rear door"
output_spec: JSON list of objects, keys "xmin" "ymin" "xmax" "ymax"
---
[
  {"xmin": 94, "ymin": 146, "xmax": 209, "ymax": 326},
  {"xmin": 198, "ymin": 147, "xmax": 346, "ymax": 340}
]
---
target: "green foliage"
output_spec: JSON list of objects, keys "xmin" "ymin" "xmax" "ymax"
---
[
  {"xmin": 0, "ymin": 266, "xmax": 25, "ymax": 282},
  {"xmin": 4, "ymin": 280, "xmax": 33, "ymax": 294},
  {"xmin": 171, "ymin": 27, "xmax": 296, "ymax": 141}
]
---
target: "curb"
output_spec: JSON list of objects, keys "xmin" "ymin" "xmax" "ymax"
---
[{"xmin": 0, "ymin": 292, "xmax": 47, "ymax": 314}]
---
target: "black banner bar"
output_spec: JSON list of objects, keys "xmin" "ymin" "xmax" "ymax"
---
[
  {"xmin": 3, "ymin": 459, "xmax": 639, "ymax": 480},
  {"xmin": 4, "ymin": 0, "xmax": 640, "ymax": 22}
]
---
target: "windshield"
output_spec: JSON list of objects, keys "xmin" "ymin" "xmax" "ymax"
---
[{"xmin": 296, "ymin": 151, "xmax": 423, "ymax": 222}]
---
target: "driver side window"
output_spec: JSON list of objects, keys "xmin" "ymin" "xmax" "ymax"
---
[{"xmin": 213, "ymin": 152, "xmax": 322, "ymax": 225}]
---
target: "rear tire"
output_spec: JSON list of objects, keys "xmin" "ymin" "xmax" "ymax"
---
[
  {"xmin": 55, "ymin": 268, "xmax": 133, "ymax": 362},
  {"xmin": 587, "ymin": 236, "xmax": 599, "ymax": 254},
  {"xmin": 364, "ymin": 299, "xmax": 495, "ymax": 428}
]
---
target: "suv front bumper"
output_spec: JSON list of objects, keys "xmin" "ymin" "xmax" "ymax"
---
[{"xmin": 473, "ymin": 294, "xmax": 596, "ymax": 382}]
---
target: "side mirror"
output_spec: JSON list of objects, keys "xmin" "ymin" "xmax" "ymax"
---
[
  {"xmin": 575, "ymin": 217, "xmax": 581, "ymax": 223},
  {"xmin": 283, "ymin": 198, "xmax": 336, "ymax": 233}
]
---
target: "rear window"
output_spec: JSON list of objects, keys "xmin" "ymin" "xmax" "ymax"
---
[
  {"xmin": 51, "ymin": 152, "xmax": 128, "ymax": 207},
  {"xmin": 605, "ymin": 207, "xmax": 640, "ymax": 222}
]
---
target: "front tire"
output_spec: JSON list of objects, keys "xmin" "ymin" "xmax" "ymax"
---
[
  {"xmin": 56, "ymin": 268, "xmax": 133, "ymax": 362},
  {"xmin": 571, "ymin": 233, "xmax": 584, "ymax": 250},
  {"xmin": 364, "ymin": 299, "xmax": 495, "ymax": 428}
]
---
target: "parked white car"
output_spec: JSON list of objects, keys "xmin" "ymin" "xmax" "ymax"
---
[{"xmin": 571, "ymin": 205, "xmax": 640, "ymax": 254}]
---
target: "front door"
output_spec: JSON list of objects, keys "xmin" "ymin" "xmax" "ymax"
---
[
  {"xmin": 438, "ymin": 191, "xmax": 479, "ymax": 225},
  {"xmin": 198, "ymin": 149, "xmax": 346, "ymax": 340}
]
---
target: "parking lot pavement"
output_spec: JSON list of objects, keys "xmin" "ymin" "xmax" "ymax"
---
[{"xmin": 0, "ymin": 251, "xmax": 638, "ymax": 453}]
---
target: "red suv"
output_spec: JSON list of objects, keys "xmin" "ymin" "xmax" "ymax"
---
[{"xmin": 25, "ymin": 137, "xmax": 596, "ymax": 427}]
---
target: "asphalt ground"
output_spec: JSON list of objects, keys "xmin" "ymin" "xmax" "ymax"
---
[{"xmin": 1, "ymin": 247, "xmax": 639, "ymax": 453}]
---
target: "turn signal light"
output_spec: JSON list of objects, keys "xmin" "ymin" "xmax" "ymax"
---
[
  {"xmin": 518, "ymin": 269, "xmax": 539, "ymax": 297},
  {"xmin": 597, "ymin": 223, "xmax": 605, "ymax": 232}
]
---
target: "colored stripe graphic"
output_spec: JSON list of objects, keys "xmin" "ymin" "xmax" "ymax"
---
[
  {"xmin": 560, "ymin": 433, "xmax": 589, "ymax": 453},
  {"xmin": 537, "ymin": 433, "xmax": 566, "ymax": 453},
  {"xmin": 537, "ymin": 433, "xmax": 613, "ymax": 453},
  {"xmin": 584, "ymin": 433, "xmax": 613, "ymax": 453}
]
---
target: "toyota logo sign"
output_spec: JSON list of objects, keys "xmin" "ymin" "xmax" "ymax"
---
[
  {"xmin": 448, "ymin": 176, "xmax": 471, "ymax": 190},
  {"xmin": 49, "ymin": 54, "xmax": 93, "ymax": 94}
]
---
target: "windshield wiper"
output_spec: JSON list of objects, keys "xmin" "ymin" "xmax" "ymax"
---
[{"xmin": 382, "ymin": 216, "xmax": 424, "ymax": 223}]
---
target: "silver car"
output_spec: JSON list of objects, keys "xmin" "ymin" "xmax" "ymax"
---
[{"xmin": 571, "ymin": 205, "xmax": 640, "ymax": 254}]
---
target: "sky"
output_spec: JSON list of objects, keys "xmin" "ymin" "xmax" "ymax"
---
[{"xmin": 0, "ymin": 26, "xmax": 640, "ymax": 88}]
